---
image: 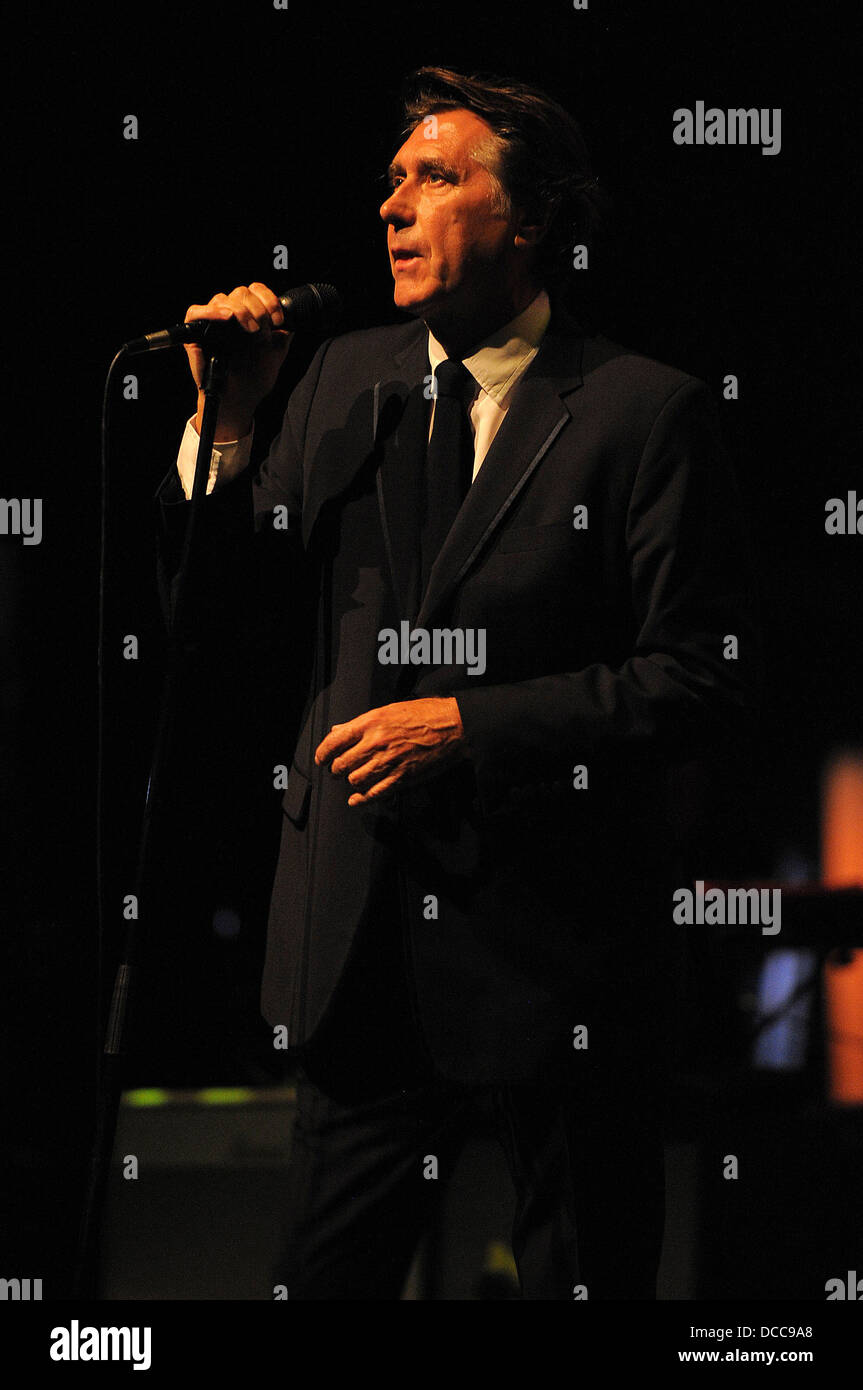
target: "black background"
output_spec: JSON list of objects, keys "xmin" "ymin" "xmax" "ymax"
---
[{"xmin": 2, "ymin": 0, "xmax": 860, "ymax": 1300}]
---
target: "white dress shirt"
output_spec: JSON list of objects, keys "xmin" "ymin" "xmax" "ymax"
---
[{"xmin": 175, "ymin": 289, "xmax": 551, "ymax": 499}]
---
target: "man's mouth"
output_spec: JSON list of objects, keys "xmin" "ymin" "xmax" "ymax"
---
[{"xmin": 392, "ymin": 248, "xmax": 421, "ymax": 261}]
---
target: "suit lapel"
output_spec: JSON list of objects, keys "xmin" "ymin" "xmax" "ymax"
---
[
  {"xmin": 414, "ymin": 318, "xmax": 585, "ymax": 629},
  {"xmin": 374, "ymin": 330, "xmax": 430, "ymax": 620},
  {"xmin": 300, "ymin": 322, "xmax": 427, "ymax": 555},
  {"xmin": 299, "ymin": 311, "xmax": 587, "ymax": 631}
]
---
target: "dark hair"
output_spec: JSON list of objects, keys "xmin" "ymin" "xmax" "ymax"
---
[{"xmin": 401, "ymin": 66, "xmax": 605, "ymax": 292}]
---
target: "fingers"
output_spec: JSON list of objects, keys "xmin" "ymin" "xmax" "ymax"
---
[
  {"xmin": 347, "ymin": 774, "xmax": 400, "ymax": 808},
  {"xmin": 315, "ymin": 719, "xmax": 365, "ymax": 767},
  {"xmin": 184, "ymin": 282, "xmax": 285, "ymax": 335},
  {"xmin": 248, "ymin": 282, "xmax": 285, "ymax": 328},
  {"xmin": 342, "ymin": 749, "xmax": 395, "ymax": 789},
  {"xmin": 315, "ymin": 717, "xmax": 396, "ymax": 789},
  {"xmin": 315, "ymin": 703, "xmax": 453, "ymax": 807},
  {"xmin": 322, "ymin": 738, "xmax": 385, "ymax": 782},
  {"xmin": 182, "ymin": 282, "xmax": 292, "ymax": 399}
]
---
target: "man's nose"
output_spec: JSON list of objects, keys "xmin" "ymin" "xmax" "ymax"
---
[{"xmin": 380, "ymin": 184, "xmax": 414, "ymax": 225}]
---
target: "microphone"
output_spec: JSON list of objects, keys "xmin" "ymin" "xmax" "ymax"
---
[{"xmin": 123, "ymin": 282, "xmax": 342, "ymax": 354}]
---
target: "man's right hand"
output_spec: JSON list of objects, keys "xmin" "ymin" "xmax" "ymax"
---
[{"xmin": 184, "ymin": 282, "xmax": 294, "ymax": 441}]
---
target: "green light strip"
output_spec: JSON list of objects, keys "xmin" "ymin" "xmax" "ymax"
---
[
  {"xmin": 125, "ymin": 1089, "xmax": 171, "ymax": 1107},
  {"xmin": 197, "ymin": 1088, "xmax": 256, "ymax": 1106},
  {"xmin": 123, "ymin": 1087, "xmax": 283, "ymax": 1108}
]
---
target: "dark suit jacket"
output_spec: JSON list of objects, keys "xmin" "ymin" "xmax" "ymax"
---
[{"xmin": 158, "ymin": 303, "xmax": 757, "ymax": 1088}]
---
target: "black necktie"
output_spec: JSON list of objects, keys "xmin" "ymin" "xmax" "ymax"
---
[{"xmin": 420, "ymin": 358, "xmax": 475, "ymax": 592}]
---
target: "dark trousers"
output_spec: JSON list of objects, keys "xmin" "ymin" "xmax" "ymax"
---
[{"xmin": 274, "ymin": 875, "xmax": 666, "ymax": 1301}]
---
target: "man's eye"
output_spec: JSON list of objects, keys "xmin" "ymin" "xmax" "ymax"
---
[{"xmin": 386, "ymin": 170, "xmax": 450, "ymax": 191}]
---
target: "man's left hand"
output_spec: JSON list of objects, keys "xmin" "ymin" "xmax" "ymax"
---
[{"xmin": 315, "ymin": 697, "xmax": 467, "ymax": 807}]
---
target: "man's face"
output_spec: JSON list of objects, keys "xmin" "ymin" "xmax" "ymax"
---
[{"xmin": 379, "ymin": 108, "xmax": 521, "ymax": 324}]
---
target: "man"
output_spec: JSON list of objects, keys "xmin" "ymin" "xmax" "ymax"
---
[{"xmin": 158, "ymin": 67, "xmax": 756, "ymax": 1299}]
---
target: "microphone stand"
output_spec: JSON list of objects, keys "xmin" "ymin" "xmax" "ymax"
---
[{"xmin": 73, "ymin": 346, "xmax": 231, "ymax": 1298}]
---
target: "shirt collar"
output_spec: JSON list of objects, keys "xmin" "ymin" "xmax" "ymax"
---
[{"xmin": 426, "ymin": 289, "xmax": 551, "ymax": 406}]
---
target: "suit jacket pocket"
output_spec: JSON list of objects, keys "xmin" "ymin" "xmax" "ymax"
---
[{"xmin": 281, "ymin": 763, "xmax": 312, "ymax": 828}]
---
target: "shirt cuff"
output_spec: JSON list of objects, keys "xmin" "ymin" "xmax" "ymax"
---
[{"xmin": 176, "ymin": 416, "xmax": 254, "ymax": 499}]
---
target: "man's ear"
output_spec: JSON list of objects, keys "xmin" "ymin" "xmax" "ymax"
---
[{"xmin": 513, "ymin": 207, "xmax": 549, "ymax": 251}]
